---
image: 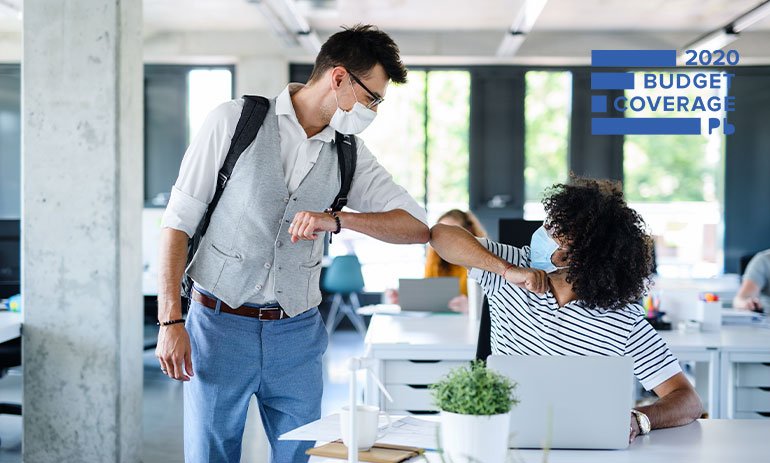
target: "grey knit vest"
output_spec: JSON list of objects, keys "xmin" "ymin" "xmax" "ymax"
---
[{"xmin": 186, "ymin": 99, "xmax": 342, "ymax": 317}]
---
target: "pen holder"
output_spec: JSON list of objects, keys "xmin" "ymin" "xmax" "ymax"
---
[{"xmin": 697, "ymin": 300, "xmax": 722, "ymax": 331}]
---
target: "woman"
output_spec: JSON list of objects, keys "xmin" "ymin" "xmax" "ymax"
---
[{"xmin": 429, "ymin": 177, "xmax": 702, "ymax": 443}]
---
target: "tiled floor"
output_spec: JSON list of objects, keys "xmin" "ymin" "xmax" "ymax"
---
[{"xmin": 0, "ymin": 328, "xmax": 365, "ymax": 462}]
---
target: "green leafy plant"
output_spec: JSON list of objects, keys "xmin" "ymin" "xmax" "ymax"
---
[{"xmin": 430, "ymin": 360, "xmax": 519, "ymax": 415}]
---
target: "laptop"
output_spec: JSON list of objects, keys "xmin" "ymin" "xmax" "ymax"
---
[
  {"xmin": 487, "ymin": 355, "xmax": 634, "ymax": 450},
  {"xmin": 398, "ymin": 277, "xmax": 460, "ymax": 312}
]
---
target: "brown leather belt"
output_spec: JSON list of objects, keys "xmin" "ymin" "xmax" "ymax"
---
[{"xmin": 192, "ymin": 287, "xmax": 288, "ymax": 321}]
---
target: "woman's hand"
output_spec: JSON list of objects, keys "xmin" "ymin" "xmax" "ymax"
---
[
  {"xmin": 448, "ymin": 295, "xmax": 469, "ymax": 313},
  {"xmin": 504, "ymin": 266, "xmax": 549, "ymax": 294}
]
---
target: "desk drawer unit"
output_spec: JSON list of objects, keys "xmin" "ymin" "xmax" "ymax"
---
[
  {"xmin": 736, "ymin": 388, "xmax": 770, "ymax": 413},
  {"xmin": 383, "ymin": 360, "xmax": 468, "ymax": 385},
  {"xmin": 730, "ymin": 360, "xmax": 770, "ymax": 419},
  {"xmin": 381, "ymin": 360, "xmax": 470, "ymax": 414},
  {"xmin": 387, "ymin": 384, "xmax": 437, "ymax": 412},
  {"xmin": 735, "ymin": 363, "xmax": 770, "ymax": 387}
]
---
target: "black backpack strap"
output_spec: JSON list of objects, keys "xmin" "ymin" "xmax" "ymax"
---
[
  {"xmin": 199, "ymin": 95, "xmax": 269, "ymax": 236},
  {"xmin": 183, "ymin": 95, "xmax": 269, "ymax": 299},
  {"xmin": 329, "ymin": 131, "xmax": 357, "ymax": 212}
]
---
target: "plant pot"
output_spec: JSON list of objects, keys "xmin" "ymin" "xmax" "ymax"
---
[{"xmin": 439, "ymin": 410, "xmax": 511, "ymax": 463}]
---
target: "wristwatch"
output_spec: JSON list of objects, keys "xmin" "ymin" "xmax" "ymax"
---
[{"xmin": 631, "ymin": 409, "xmax": 651, "ymax": 435}]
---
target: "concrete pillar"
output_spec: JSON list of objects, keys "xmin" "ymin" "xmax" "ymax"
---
[
  {"xmin": 22, "ymin": 1, "xmax": 143, "ymax": 462},
  {"xmin": 236, "ymin": 55, "xmax": 289, "ymax": 98}
]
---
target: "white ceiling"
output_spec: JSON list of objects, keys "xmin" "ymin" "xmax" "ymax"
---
[
  {"xmin": 2, "ymin": 0, "xmax": 770, "ymax": 60},
  {"xmin": 1, "ymin": 0, "xmax": 769, "ymax": 32}
]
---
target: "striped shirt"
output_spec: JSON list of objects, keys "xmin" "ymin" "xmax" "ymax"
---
[{"xmin": 469, "ymin": 238, "xmax": 681, "ymax": 391}]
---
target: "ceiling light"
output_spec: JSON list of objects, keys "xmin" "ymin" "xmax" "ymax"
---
[
  {"xmin": 496, "ymin": 0, "xmax": 548, "ymax": 57},
  {"xmin": 247, "ymin": 0, "xmax": 297, "ymax": 47},
  {"xmin": 247, "ymin": 0, "xmax": 322, "ymax": 55},
  {"xmin": 682, "ymin": 29, "xmax": 738, "ymax": 56},
  {"xmin": 731, "ymin": 0, "xmax": 770, "ymax": 33},
  {"xmin": 496, "ymin": 32, "xmax": 527, "ymax": 57}
]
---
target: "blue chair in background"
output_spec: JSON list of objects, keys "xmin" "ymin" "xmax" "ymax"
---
[{"xmin": 322, "ymin": 255, "xmax": 367, "ymax": 337}]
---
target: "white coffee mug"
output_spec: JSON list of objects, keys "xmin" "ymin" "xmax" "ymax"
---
[{"xmin": 340, "ymin": 405, "xmax": 391, "ymax": 451}]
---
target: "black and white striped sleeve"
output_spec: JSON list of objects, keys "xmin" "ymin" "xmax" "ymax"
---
[
  {"xmin": 468, "ymin": 238, "xmax": 525, "ymax": 298},
  {"xmin": 625, "ymin": 317, "xmax": 682, "ymax": 391}
]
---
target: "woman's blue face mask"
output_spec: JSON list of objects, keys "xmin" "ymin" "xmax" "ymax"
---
[{"xmin": 529, "ymin": 225, "xmax": 569, "ymax": 274}]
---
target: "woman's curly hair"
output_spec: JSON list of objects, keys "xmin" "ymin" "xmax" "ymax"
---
[{"xmin": 542, "ymin": 176, "xmax": 653, "ymax": 310}]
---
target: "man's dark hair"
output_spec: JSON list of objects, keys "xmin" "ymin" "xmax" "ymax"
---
[
  {"xmin": 543, "ymin": 176, "xmax": 654, "ymax": 310},
  {"xmin": 309, "ymin": 24, "xmax": 407, "ymax": 84}
]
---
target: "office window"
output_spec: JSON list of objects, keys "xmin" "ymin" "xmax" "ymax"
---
[
  {"xmin": 329, "ymin": 70, "xmax": 471, "ymax": 292},
  {"xmin": 426, "ymin": 71, "xmax": 471, "ymax": 220},
  {"xmin": 144, "ymin": 65, "xmax": 234, "ymax": 205},
  {"xmin": 0, "ymin": 64, "xmax": 21, "ymax": 219},
  {"xmin": 188, "ymin": 69, "xmax": 233, "ymax": 143},
  {"xmin": 523, "ymin": 71, "xmax": 572, "ymax": 220},
  {"xmin": 624, "ymin": 71, "xmax": 725, "ymax": 277}
]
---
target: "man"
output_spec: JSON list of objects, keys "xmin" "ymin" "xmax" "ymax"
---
[
  {"xmin": 430, "ymin": 177, "xmax": 702, "ymax": 443},
  {"xmin": 156, "ymin": 25, "xmax": 429, "ymax": 463},
  {"xmin": 733, "ymin": 248, "xmax": 770, "ymax": 312}
]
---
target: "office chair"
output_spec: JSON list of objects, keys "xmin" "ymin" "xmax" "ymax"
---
[
  {"xmin": 0, "ymin": 337, "xmax": 22, "ymax": 448},
  {"xmin": 739, "ymin": 253, "xmax": 758, "ymax": 276},
  {"xmin": 475, "ymin": 297, "xmax": 492, "ymax": 362},
  {"xmin": 322, "ymin": 255, "xmax": 367, "ymax": 337}
]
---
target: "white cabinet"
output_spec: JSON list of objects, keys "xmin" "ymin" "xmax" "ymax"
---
[
  {"xmin": 364, "ymin": 314, "xmax": 478, "ymax": 414},
  {"xmin": 722, "ymin": 352, "xmax": 770, "ymax": 419}
]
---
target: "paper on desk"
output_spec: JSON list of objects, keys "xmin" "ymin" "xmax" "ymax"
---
[
  {"xmin": 279, "ymin": 414, "xmax": 440, "ymax": 451},
  {"xmin": 380, "ymin": 416, "xmax": 440, "ymax": 450}
]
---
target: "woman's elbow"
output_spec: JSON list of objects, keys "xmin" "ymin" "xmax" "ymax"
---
[
  {"xmin": 690, "ymin": 390, "xmax": 704, "ymax": 421},
  {"xmin": 429, "ymin": 223, "xmax": 451, "ymax": 244}
]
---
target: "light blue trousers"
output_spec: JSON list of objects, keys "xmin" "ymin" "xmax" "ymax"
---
[{"xmin": 184, "ymin": 286, "xmax": 328, "ymax": 463}]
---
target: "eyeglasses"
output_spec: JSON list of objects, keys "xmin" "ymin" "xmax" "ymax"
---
[{"xmin": 348, "ymin": 72, "xmax": 384, "ymax": 109}]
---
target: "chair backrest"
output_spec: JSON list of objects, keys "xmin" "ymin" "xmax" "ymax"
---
[
  {"xmin": 322, "ymin": 255, "xmax": 365, "ymax": 294},
  {"xmin": 475, "ymin": 297, "xmax": 492, "ymax": 361},
  {"xmin": 740, "ymin": 253, "xmax": 757, "ymax": 276}
]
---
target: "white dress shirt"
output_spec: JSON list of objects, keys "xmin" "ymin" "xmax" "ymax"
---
[{"xmin": 161, "ymin": 83, "xmax": 427, "ymax": 303}]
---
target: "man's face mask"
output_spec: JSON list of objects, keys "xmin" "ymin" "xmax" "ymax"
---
[
  {"xmin": 328, "ymin": 76, "xmax": 377, "ymax": 135},
  {"xmin": 530, "ymin": 225, "xmax": 569, "ymax": 274}
]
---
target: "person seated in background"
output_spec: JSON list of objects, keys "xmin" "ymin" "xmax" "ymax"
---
[
  {"xmin": 430, "ymin": 177, "xmax": 702, "ymax": 443},
  {"xmin": 387, "ymin": 209, "xmax": 487, "ymax": 312},
  {"xmin": 733, "ymin": 249, "xmax": 770, "ymax": 312}
]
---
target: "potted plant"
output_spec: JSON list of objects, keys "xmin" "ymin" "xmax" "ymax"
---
[{"xmin": 430, "ymin": 360, "xmax": 518, "ymax": 463}]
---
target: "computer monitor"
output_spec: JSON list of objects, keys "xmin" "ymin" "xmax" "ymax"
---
[
  {"xmin": 498, "ymin": 218, "xmax": 541, "ymax": 248},
  {"xmin": 0, "ymin": 219, "xmax": 20, "ymax": 299}
]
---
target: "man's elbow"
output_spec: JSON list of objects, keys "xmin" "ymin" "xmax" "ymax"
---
[{"xmin": 412, "ymin": 222, "xmax": 430, "ymax": 244}]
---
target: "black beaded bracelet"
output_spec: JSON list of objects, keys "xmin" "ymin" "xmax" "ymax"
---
[
  {"xmin": 157, "ymin": 318, "xmax": 185, "ymax": 327},
  {"xmin": 325, "ymin": 209, "xmax": 341, "ymax": 244}
]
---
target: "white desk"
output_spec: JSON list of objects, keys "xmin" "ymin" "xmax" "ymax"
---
[
  {"xmin": 364, "ymin": 314, "xmax": 770, "ymax": 418},
  {"xmin": 309, "ymin": 419, "xmax": 770, "ymax": 463},
  {"xmin": 0, "ymin": 311, "xmax": 22, "ymax": 343},
  {"xmin": 659, "ymin": 327, "xmax": 770, "ymax": 419}
]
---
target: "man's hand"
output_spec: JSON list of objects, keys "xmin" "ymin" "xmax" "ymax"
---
[
  {"xmin": 288, "ymin": 211, "xmax": 338, "ymax": 242},
  {"xmin": 629, "ymin": 413, "xmax": 640, "ymax": 443},
  {"xmin": 735, "ymin": 296, "xmax": 763, "ymax": 312},
  {"xmin": 503, "ymin": 266, "xmax": 548, "ymax": 294},
  {"xmin": 156, "ymin": 324, "xmax": 194, "ymax": 381}
]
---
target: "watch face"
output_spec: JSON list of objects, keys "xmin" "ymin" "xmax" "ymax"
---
[
  {"xmin": 639, "ymin": 412, "xmax": 650, "ymax": 433},
  {"xmin": 633, "ymin": 410, "xmax": 650, "ymax": 434}
]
